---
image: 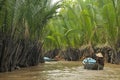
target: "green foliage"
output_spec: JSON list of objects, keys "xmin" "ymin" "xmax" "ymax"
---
[
  {"xmin": 1, "ymin": 0, "xmax": 119, "ymax": 52},
  {"xmin": 0, "ymin": 0, "xmax": 60, "ymax": 40},
  {"xmin": 43, "ymin": 0, "xmax": 120, "ymax": 51}
]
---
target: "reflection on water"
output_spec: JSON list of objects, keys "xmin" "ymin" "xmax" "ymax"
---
[{"xmin": 0, "ymin": 61, "xmax": 120, "ymax": 80}]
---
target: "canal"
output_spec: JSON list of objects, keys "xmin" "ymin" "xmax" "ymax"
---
[{"xmin": 0, "ymin": 61, "xmax": 120, "ymax": 80}]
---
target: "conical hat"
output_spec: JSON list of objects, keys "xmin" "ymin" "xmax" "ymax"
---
[{"xmin": 96, "ymin": 52, "xmax": 103, "ymax": 57}]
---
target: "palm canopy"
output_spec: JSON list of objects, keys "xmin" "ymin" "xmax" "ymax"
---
[
  {"xmin": 43, "ymin": 0, "xmax": 120, "ymax": 51},
  {"xmin": 0, "ymin": 0, "xmax": 61, "ymax": 40},
  {"xmin": 0, "ymin": 0, "xmax": 61, "ymax": 72}
]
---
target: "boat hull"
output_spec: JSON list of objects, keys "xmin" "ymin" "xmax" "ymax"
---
[{"xmin": 84, "ymin": 63, "xmax": 104, "ymax": 70}]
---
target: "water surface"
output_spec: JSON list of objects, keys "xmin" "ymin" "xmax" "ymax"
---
[{"xmin": 0, "ymin": 61, "xmax": 120, "ymax": 80}]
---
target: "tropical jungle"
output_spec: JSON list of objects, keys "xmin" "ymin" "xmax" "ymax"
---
[{"xmin": 0, "ymin": 0, "xmax": 120, "ymax": 79}]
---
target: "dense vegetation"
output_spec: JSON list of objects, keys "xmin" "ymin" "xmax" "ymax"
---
[
  {"xmin": 43, "ymin": 0, "xmax": 120, "ymax": 63},
  {"xmin": 0, "ymin": 0, "xmax": 120, "ymax": 72},
  {"xmin": 0, "ymin": 0, "xmax": 60, "ymax": 72}
]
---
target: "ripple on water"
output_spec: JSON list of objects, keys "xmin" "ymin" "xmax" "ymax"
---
[{"xmin": 0, "ymin": 62, "xmax": 120, "ymax": 80}]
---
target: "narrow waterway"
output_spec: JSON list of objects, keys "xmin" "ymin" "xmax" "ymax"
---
[{"xmin": 0, "ymin": 61, "xmax": 120, "ymax": 80}]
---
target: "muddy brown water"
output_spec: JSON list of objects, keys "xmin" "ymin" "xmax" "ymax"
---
[{"xmin": 0, "ymin": 61, "xmax": 120, "ymax": 80}]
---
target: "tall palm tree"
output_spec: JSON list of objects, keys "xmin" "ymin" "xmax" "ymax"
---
[
  {"xmin": 0, "ymin": 0, "xmax": 60, "ymax": 72},
  {"xmin": 44, "ymin": 0, "xmax": 120, "ymax": 63}
]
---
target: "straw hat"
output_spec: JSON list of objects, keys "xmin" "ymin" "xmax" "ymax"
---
[{"xmin": 96, "ymin": 52, "xmax": 103, "ymax": 57}]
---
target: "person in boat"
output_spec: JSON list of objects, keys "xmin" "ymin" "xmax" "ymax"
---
[
  {"xmin": 82, "ymin": 53, "xmax": 104, "ymax": 70},
  {"xmin": 91, "ymin": 52, "xmax": 104, "ymax": 70},
  {"xmin": 55, "ymin": 55, "xmax": 61, "ymax": 61},
  {"xmin": 95, "ymin": 52, "xmax": 104, "ymax": 69}
]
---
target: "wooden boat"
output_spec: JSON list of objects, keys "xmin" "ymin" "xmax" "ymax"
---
[
  {"xmin": 83, "ymin": 63, "xmax": 104, "ymax": 70},
  {"xmin": 82, "ymin": 57, "xmax": 104, "ymax": 70},
  {"xmin": 44, "ymin": 57, "xmax": 57, "ymax": 61}
]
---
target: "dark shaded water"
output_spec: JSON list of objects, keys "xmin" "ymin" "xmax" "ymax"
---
[{"xmin": 0, "ymin": 61, "xmax": 120, "ymax": 80}]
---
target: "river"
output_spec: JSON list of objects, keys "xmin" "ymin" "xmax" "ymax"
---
[{"xmin": 0, "ymin": 61, "xmax": 120, "ymax": 80}]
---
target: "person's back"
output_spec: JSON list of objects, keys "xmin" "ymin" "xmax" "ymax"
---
[
  {"xmin": 97, "ymin": 57, "xmax": 104, "ymax": 66},
  {"xmin": 95, "ymin": 53, "xmax": 104, "ymax": 70}
]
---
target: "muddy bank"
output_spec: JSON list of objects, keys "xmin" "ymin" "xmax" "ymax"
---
[
  {"xmin": 0, "ymin": 34, "xmax": 44, "ymax": 72},
  {"xmin": 44, "ymin": 45, "xmax": 120, "ymax": 64}
]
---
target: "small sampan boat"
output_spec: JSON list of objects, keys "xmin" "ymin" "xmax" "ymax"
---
[
  {"xmin": 44, "ymin": 57, "xmax": 57, "ymax": 62},
  {"xmin": 82, "ymin": 57, "xmax": 104, "ymax": 70}
]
